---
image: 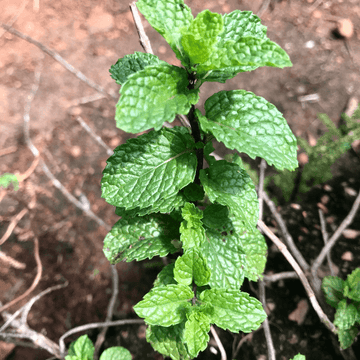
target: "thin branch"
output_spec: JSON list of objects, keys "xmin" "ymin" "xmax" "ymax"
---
[
  {"xmin": 262, "ymin": 190, "xmax": 310, "ymax": 272},
  {"xmin": 312, "ymin": 189, "xmax": 360, "ymax": 287},
  {"xmin": 232, "ymin": 331, "xmax": 257, "ymax": 359},
  {"xmin": 23, "ymin": 61, "xmax": 111, "ymax": 231},
  {"xmin": 0, "ymin": 251, "xmax": 26, "ymax": 269},
  {"xmin": 59, "ymin": 319, "xmax": 145, "ymax": 357},
  {"xmin": 93, "ymin": 265, "xmax": 119, "ymax": 359},
  {"xmin": 0, "ymin": 208, "xmax": 29, "ymax": 245},
  {"xmin": 130, "ymin": 2, "xmax": 154, "ymax": 54},
  {"xmin": 0, "ymin": 23, "xmax": 116, "ymax": 100},
  {"xmin": 0, "ymin": 237, "xmax": 42, "ymax": 313},
  {"xmin": 318, "ymin": 209, "xmax": 334, "ymax": 276},
  {"xmin": 259, "ymin": 281, "xmax": 276, "ymax": 360},
  {"xmin": 0, "ymin": 146, "xmax": 17, "ymax": 157},
  {"xmin": 263, "ymin": 271, "xmax": 298, "ymax": 282},
  {"xmin": 210, "ymin": 325, "xmax": 227, "ymax": 360},
  {"xmin": 257, "ymin": 0, "xmax": 272, "ymax": 17},
  {"xmin": 0, "ymin": 0, "xmax": 29, "ymax": 38},
  {"xmin": 257, "ymin": 220, "xmax": 337, "ymax": 334},
  {"xmin": 76, "ymin": 116, "xmax": 113, "ymax": 156}
]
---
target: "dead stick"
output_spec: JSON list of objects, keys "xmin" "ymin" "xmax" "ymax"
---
[
  {"xmin": 257, "ymin": 220, "xmax": 337, "ymax": 334},
  {"xmin": 0, "ymin": 22, "xmax": 116, "ymax": 100}
]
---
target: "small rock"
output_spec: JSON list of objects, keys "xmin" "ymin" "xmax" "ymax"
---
[
  {"xmin": 69, "ymin": 106, "xmax": 82, "ymax": 116},
  {"xmin": 86, "ymin": 6, "xmax": 114, "ymax": 34},
  {"xmin": 345, "ymin": 187, "xmax": 357, "ymax": 196},
  {"xmin": 290, "ymin": 203, "xmax": 301, "ymax": 210},
  {"xmin": 321, "ymin": 195, "xmax": 330, "ymax": 204},
  {"xmin": 323, "ymin": 184, "xmax": 333, "ymax": 192},
  {"xmin": 288, "ymin": 299, "xmax": 309, "ymax": 325},
  {"xmin": 342, "ymin": 229, "xmax": 360, "ymax": 239},
  {"xmin": 298, "ymin": 152, "xmax": 309, "ymax": 165},
  {"xmin": 70, "ymin": 146, "xmax": 82, "ymax": 158},
  {"xmin": 313, "ymin": 10, "xmax": 322, "ymax": 19},
  {"xmin": 337, "ymin": 18, "xmax": 354, "ymax": 38},
  {"xmin": 317, "ymin": 202, "xmax": 328, "ymax": 214},
  {"xmin": 341, "ymin": 251, "xmax": 353, "ymax": 261}
]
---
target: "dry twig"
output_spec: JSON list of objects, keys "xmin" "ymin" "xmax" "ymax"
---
[
  {"xmin": 257, "ymin": 220, "xmax": 337, "ymax": 334},
  {"xmin": 318, "ymin": 209, "xmax": 334, "ymax": 276},
  {"xmin": 59, "ymin": 319, "xmax": 144, "ymax": 357},
  {"xmin": 210, "ymin": 326, "xmax": 227, "ymax": 360},
  {"xmin": 0, "ymin": 146, "xmax": 17, "ymax": 157},
  {"xmin": 263, "ymin": 271, "xmax": 298, "ymax": 282},
  {"xmin": 0, "ymin": 23, "xmax": 116, "ymax": 100},
  {"xmin": 130, "ymin": 2, "xmax": 154, "ymax": 54},
  {"xmin": 0, "ymin": 251, "xmax": 26, "ymax": 269},
  {"xmin": 0, "ymin": 0, "xmax": 29, "ymax": 38},
  {"xmin": 311, "ymin": 189, "xmax": 360, "ymax": 291},
  {"xmin": 262, "ymin": 190, "xmax": 310, "ymax": 272},
  {"xmin": 0, "ymin": 237, "xmax": 42, "ymax": 313},
  {"xmin": 0, "ymin": 208, "xmax": 29, "ymax": 246},
  {"xmin": 257, "ymin": 0, "xmax": 272, "ymax": 18},
  {"xmin": 93, "ymin": 265, "xmax": 119, "ymax": 359}
]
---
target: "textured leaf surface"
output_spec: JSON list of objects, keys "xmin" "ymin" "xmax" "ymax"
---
[
  {"xmin": 100, "ymin": 347, "xmax": 132, "ymax": 360},
  {"xmin": 136, "ymin": 0, "xmax": 193, "ymax": 58},
  {"xmin": 115, "ymin": 64, "xmax": 198, "ymax": 133},
  {"xmin": 103, "ymin": 215, "xmax": 179, "ymax": 264},
  {"xmin": 290, "ymin": 354, "xmax": 306, "ymax": 360},
  {"xmin": 101, "ymin": 127, "xmax": 196, "ymax": 210},
  {"xmin": 200, "ymin": 288, "xmax": 266, "ymax": 332},
  {"xmin": 197, "ymin": 37, "xmax": 292, "ymax": 82},
  {"xmin": 345, "ymin": 268, "xmax": 360, "ymax": 301},
  {"xmin": 200, "ymin": 90, "xmax": 298, "ymax": 170},
  {"xmin": 322, "ymin": 276, "xmax": 345, "ymax": 308},
  {"xmin": 202, "ymin": 221, "xmax": 246, "ymax": 289},
  {"xmin": 338, "ymin": 326, "xmax": 359, "ymax": 349},
  {"xmin": 183, "ymin": 183, "xmax": 205, "ymax": 202},
  {"xmin": 200, "ymin": 160, "xmax": 259, "ymax": 231},
  {"xmin": 174, "ymin": 248, "xmax": 211, "ymax": 286},
  {"xmin": 115, "ymin": 193, "xmax": 187, "ymax": 219},
  {"xmin": 146, "ymin": 323, "xmax": 191, "ymax": 360},
  {"xmin": 134, "ymin": 284, "xmax": 193, "ymax": 326},
  {"xmin": 153, "ymin": 263, "xmax": 177, "ymax": 288},
  {"xmin": 334, "ymin": 300, "xmax": 358, "ymax": 329},
  {"xmin": 66, "ymin": 335, "xmax": 94, "ymax": 360},
  {"xmin": 181, "ymin": 10, "xmax": 223, "ymax": 64},
  {"xmin": 184, "ymin": 311, "xmax": 210, "ymax": 358},
  {"xmin": 202, "ymin": 204, "xmax": 229, "ymax": 229},
  {"xmin": 109, "ymin": 52, "xmax": 166, "ymax": 85}
]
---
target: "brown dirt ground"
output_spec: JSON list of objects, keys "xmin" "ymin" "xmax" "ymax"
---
[{"xmin": 0, "ymin": 0, "xmax": 360, "ymax": 359}]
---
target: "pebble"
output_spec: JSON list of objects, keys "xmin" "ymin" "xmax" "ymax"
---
[
  {"xmin": 337, "ymin": 18, "xmax": 354, "ymax": 38},
  {"xmin": 298, "ymin": 152, "xmax": 309, "ymax": 165},
  {"xmin": 288, "ymin": 299, "xmax": 309, "ymax": 325},
  {"xmin": 86, "ymin": 6, "xmax": 114, "ymax": 34},
  {"xmin": 341, "ymin": 251, "xmax": 353, "ymax": 261},
  {"xmin": 342, "ymin": 229, "xmax": 360, "ymax": 239},
  {"xmin": 70, "ymin": 145, "xmax": 82, "ymax": 158}
]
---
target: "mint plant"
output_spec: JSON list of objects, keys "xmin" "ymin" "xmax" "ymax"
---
[
  {"xmin": 101, "ymin": 0, "xmax": 297, "ymax": 358},
  {"xmin": 0, "ymin": 173, "xmax": 19, "ymax": 191},
  {"xmin": 65, "ymin": 334, "xmax": 131, "ymax": 360},
  {"xmin": 322, "ymin": 268, "xmax": 360, "ymax": 350}
]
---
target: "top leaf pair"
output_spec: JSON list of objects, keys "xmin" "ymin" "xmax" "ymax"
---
[
  {"xmin": 136, "ymin": 0, "xmax": 292, "ymax": 80},
  {"xmin": 110, "ymin": 0, "xmax": 292, "ymax": 134}
]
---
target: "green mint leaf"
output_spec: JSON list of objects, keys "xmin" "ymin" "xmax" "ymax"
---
[
  {"xmin": 109, "ymin": 52, "xmax": 166, "ymax": 85},
  {"xmin": 202, "ymin": 204, "xmax": 229, "ymax": 229},
  {"xmin": 153, "ymin": 263, "xmax": 177, "ymax": 288},
  {"xmin": 200, "ymin": 288, "xmax": 266, "ymax": 333},
  {"xmin": 238, "ymin": 226, "xmax": 268, "ymax": 282},
  {"xmin": 101, "ymin": 127, "xmax": 197, "ymax": 210},
  {"xmin": 115, "ymin": 64, "xmax": 198, "ymax": 133},
  {"xmin": 220, "ymin": 10, "xmax": 268, "ymax": 43},
  {"xmin": 334, "ymin": 299, "xmax": 358, "ymax": 330},
  {"xmin": 65, "ymin": 335, "xmax": 94, "ymax": 360},
  {"xmin": 0, "ymin": 173, "xmax": 19, "ymax": 191},
  {"xmin": 174, "ymin": 248, "xmax": 211, "ymax": 286},
  {"xmin": 99, "ymin": 347, "xmax": 132, "ymax": 360},
  {"xmin": 134, "ymin": 284, "xmax": 193, "ymax": 326},
  {"xmin": 322, "ymin": 276, "xmax": 345, "ymax": 308},
  {"xmin": 136, "ymin": 0, "xmax": 193, "ymax": 59},
  {"xmin": 200, "ymin": 160, "xmax": 259, "ymax": 231},
  {"xmin": 290, "ymin": 354, "xmax": 306, "ymax": 360},
  {"xmin": 200, "ymin": 90, "xmax": 298, "ymax": 171},
  {"xmin": 344, "ymin": 280, "xmax": 360, "ymax": 302},
  {"xmin": 181, "ymin": 202, "xmax": 203, "ymax": 225},
  {"xmin": 183, "ymin": 183, "xmax": 205, "ymax": 202},
  {"xmin": 338, "ymin": 325, "xmax": 359, "ymax": 350},
  {"xmin": 183, "ymin": 311, "xmax": 211, "ymax": 358},
  {"xmin": 181, "ymin": 10, "xmax": 223, "ymax": 65},
  {"xmin": 146, "ymin": 323, "xmax": 191, "ymax": 360},
  {"xmin": 115, "ymin": 193, "xmax": 187, "ymax": 219},
  {"xmin": 197, "ymin": 37, "xmax": 292, "ymax": 83},
  {"xmin": 346, "ymin": 268, "xmax": 360, "ymax": 289},
  {"xmin": 103, "ymin": 215, "xmax": 179, "ymax": 264}
]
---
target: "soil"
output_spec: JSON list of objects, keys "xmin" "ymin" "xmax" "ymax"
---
[{"xmin": 0, "ymin": 0, "xmax": 360, "ymax": 359}]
